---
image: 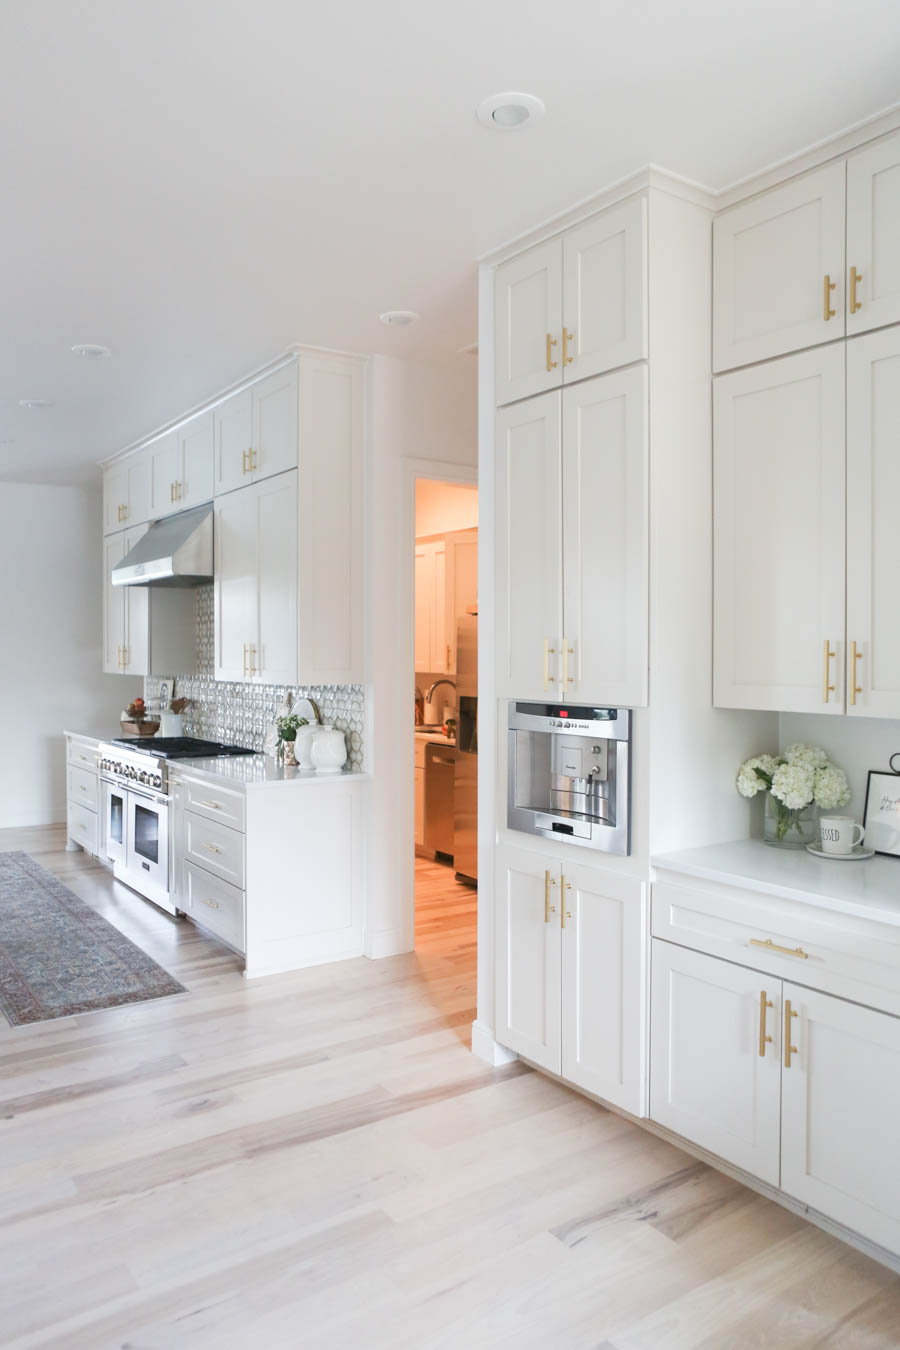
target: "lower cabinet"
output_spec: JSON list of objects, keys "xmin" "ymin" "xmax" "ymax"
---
[
  {"xmin": 495, "ymin": 842, "xmax": 646, "ymax": 1113},
  {"xmin": 65, "ymin": 736, "xmax": 101, "ymax": 857},
  {"xmin": 650, "ymin": 939, "xmax": 900, "ymax": 1256}
]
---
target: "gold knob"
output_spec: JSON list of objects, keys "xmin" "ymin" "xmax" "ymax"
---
[
  {"xmin": 823, "ymin": 274, "xmax": 836, "ymax": 321},
  {"xmin": 545, "ymin": 333, "xmax": 558, "ymax": 372},
  {"xmin": 850, "ymin": 266, "xmax": 863, "ymax": 314}
]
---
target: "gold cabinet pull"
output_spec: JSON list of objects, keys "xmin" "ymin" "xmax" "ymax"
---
[
  {"xmin": 823, "ymin": 274, "xmax": 836, "ymax": 320},
  {"xmin": 759, "ymin": 991, "xmax": 774, "ymax": 1058},
  {"xmin": 446, "ymin": 643, "xmax": 451, "ymax": 670},
  {"xmin": 241, "ymin": 642, "xmax": 248, "ymax": 678},
  {"xmin": 197, "ymin": 800, "xmax": 222, "ymax": 810},
  {"xmin": 200, "ymin": 842, "xmax": 223, "ymax": 854},
  {"xmin": 543, "ymin": 638, "xmax": 556, "ymax": 692},
  {"xmin": 784, "ymin": 999, "xmax": 799, "ymax": 1068},
  {"xmin": 562, "ymin": 329, "xmax": 575, "ymax": 365},
  {"xmin": 544, "ymin": 869, "xmax": 557, "ymax": 924},
  {"xmin": 174, "ymin": 480, "xmax": 182, "ymax": 500},
  {"xmin": 170, "ymin": 482, "xmax": 175, "ymax": 503},
  {"xmin": 850, "ymin": 266, "xmax": 863, "ymax": 314},
  {"xmin": 749, "ymin": 937, "xmax": 809, "ymax": 960},
  {"xmin": 823, "ymin": 639, "xmax": 836, "ymax": 703},
  {"xmin": 562, "ymin": 638, "xmax": 575, "ymax": 687},
  {"xmin": 242, "ymin": 449, "xmax": 250, "ymax": 475},
  {"xmin": 850, "ymin": 640, "xmax": 863, "ymax": 706},
  {"xmin": 247, "ymin": 643, "xmax": 257, "ymax": 676},
  {"xmin": 560, "ymin": 877, "xmax": 573, "ymax": 928},
  {"xmin": 121, "ymin": 645, "xmax": 128, "ymax": 670},
  {"xmin": 249, "ymin": 448, "xmax": 257, "ymax": 472},
  {"xmin": 201, "ymin": 896, "xmax": 221, "ymax": 910},
  {"xmin": 545, "ymin": 333, "xmax": 558, "ymax": 372}
]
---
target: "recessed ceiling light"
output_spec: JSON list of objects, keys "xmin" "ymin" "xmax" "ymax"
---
[
  {"xmin": 71, "ymin": 342, "xmax": 111, "ymax": 358},
  {"xmin": 379, "ymin": 310, "xmax": 420, "ymax": 327},
  {"xmin": 19, "ymin": 398, "xmax": 52, "ymax": 409},
  {"xmin": 476, "ymin": 92, "xmax": 545, "ymax": 131}
]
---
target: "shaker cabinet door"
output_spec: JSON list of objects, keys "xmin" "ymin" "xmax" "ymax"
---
[
  {"xmin": 102, "ymin": 532, "xmax": 127, "ymax": 674},
  {"xmin": 252, "ymin": 362, "xmax": 299, "ymax": 484},
  {"xmin": 713, "ymin": 346, "xmax": 846, "ymax": 713},
  {"xmin": 494, "ymin": 240, "xmax": 563, "ymax": 406},
  {"xmin": 713, "ymin": 161, "xmax": 846, "ymax": 372},
  {"xmin": 846, "ymin": 128, "xmax": 900, "ymax": 336},
  {"xmin": 650, "ymin": 941, "xmax": 782, "ymax": 1186},
  {"xmin": 561, "ymin": 366, "xmax": 648, "ymax": 706},
  {"xmin": 148, "ymin": 432, "xmax": 179, "ymax": 520},
  {"xmin": 214, "ymin": 486, "xmax": 258, "ymax": 682},
  {"xmin": 846, "ymin": 326, "xmax": 900, "ymax": 718},
  {"xmin": 562, "ymin": 196, "xmax": 647, "ymax": 383},
  {"xmin": 254, "ymin": 471, "xmax": 298, "ymax": 685},
  {"xmin": 494, "ymin": 845, "xmax": 561, "ymax": 1073},
  {"xmin": 495, "ymin": 392, "xmax": 563, "ymax": 699},
  {"xmin": 178, "ymin": 411, "xmax": 215, "ymax": 510},
  {"xmin": 214, "ymin": 387, "xmax": 253, "ymax": 497}
]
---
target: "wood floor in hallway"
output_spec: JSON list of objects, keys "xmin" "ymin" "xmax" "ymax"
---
[{"xmin": 1, "ymin": 826, "xmax": 898, "ymax": 1348}]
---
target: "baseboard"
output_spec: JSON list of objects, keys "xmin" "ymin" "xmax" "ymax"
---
[
  {"xmin": 364, "ymin": 926, "xmax": 414, "ymax": 960},
  {"xmin": 471, "ymin": 1019, "xmax": 519, "ymax": 1067},
  {"xmin": 0, "ymin": 810, "xmax": 67, "ymax": 830}
]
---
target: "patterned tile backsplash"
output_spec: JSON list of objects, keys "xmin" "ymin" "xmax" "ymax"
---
[{"xmin": 143, "ymin": 586, "xmax": 364, "ymax": 768}]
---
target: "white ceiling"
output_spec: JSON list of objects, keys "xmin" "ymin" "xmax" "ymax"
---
[{"xmin": 3, "ymin": 0, "xmax": 900, "ymax": 485}]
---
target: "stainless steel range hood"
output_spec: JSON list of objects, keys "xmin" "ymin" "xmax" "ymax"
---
[{"xmin": 112, "ymin": 503, "xmax": 213, "ymax": 587}]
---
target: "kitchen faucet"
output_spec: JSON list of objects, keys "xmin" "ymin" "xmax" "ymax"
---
[{"xmin": 425, "ymin": 678, "xmax": 457, "ymax": 702}]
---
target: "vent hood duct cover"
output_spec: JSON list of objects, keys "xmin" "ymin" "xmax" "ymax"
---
[{"xmin": 112, "ymin": 503, "xmax": 213, "ymax": 587}]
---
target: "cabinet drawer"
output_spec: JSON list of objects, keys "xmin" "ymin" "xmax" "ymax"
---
[
  {"xmin": 652, "ymin": 876, "xmax": 900, "ymax": 1017},
  {"xmin": 183, "ymin": 861, "xmax": 245, "ymax": 952},
  {"xmin": 183, "ymin": 811, "xmax": 245, "ymax": 888},
  {"xmin": 67, "ymin": 764, "xmax": 99, "ymax": 812},
  {"xmin": 67, "ymin": 739, "xmax": 99, "ymax": 772},
  {"xmin": 67, "ymin": 800, "xmax": 98, "ymax": 854},
  {"xmin": 181, "ymin": 777, "xmax": 245, "ymax": 832}
]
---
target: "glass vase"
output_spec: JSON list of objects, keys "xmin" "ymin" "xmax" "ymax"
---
[{"xmin": 764, "ymin": 794, "xmax": 819, "ymax": 848}]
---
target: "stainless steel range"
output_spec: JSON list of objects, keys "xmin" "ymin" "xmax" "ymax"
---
[{"xmin": 99, "ymin": 738, "xmax": 253, "ymax": 914}]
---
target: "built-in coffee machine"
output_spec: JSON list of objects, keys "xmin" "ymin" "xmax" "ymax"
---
[{"xmin": 507, "ymin": 702, "xmax": 631, "ymax": 856}]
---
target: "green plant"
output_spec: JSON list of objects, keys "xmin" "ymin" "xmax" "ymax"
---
[{"xmin": 276, "ymin": 713, "xmax": 308, "ymax": 744}]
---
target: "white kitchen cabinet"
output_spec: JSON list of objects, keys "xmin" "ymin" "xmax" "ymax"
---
[
  {"xmin": 414, "ymin": 539, "xmax": 450, "ymax": 673},
  {"xmin": 103, "ymin": 532, "xmax": 128, "ymax": 673},
  {"xmin": 414, "ymin": 543, "xmax": 433, "ymax": 672},
  {"xmin": 562, "ymin": 196, "xmax": 647, "ymax": 383},
  {"xmin": 214, "ymin": 470, "xmax": 298, "ymax": 685},
  {"xmin": 148, "ymin": 432, "xmax": 180, "ymax": 519},
  {"xmin": 495, "ymin": 391, "xmax": 563, "ymax": 699},
  {"xmin": 713, "ymin": 162, "xmax": 846, "ymax": 372},
  {"xmin": 561, "ymin": 365, "xmax": 648, "ymax": 706},
  {"xmin": 846, "ymin": 128, "xmax": 900, "ymax": 337},
  {"xmin": 494, "ymin": 239, "xmax": 563, "ymax": 406},
  {"xmin": 713, "ymin": 346, "xmax": 846, "ymax": 714},
  {"xmin": 65, "ymin": 735, "xmax": 101, "ymax": 857},
  {"xmin": 847, "ymin": 327, "xmax": 900, "ymax": 718},
  {"xmin": 780, "ymin": 982, "xmax": 900, "ymax": 1256},
  {"xmin": 102, "ymin": 450, "xmax": 152, "ymax": 534},
  {"xmin": 446, "ymin": 531, "xmax": 477, "ymax": 672},
  {"xmin": 414, "ymin": 737, "xmax": 426, "ymax": 850},
  {"xmin": 494, "ymin": 844, "xmax": 562, "ymax": 1073},
  {"xmin": 214, "ymin": 362, "xmax": 299, "ymax": 497},
  {"xmin": 650, "ymin": 941, "xmax": 782, "ymax": 1186},
  {"xmin": 177, "ymin": 411, "xmax": 215, "ymax": 510},
  {"xmin": 561, "ymin": 861, "xmax": 647, "ymax": 1115},
  {"xmin": 103, "ymin": 525, "xmax": 195, "ymax": 677}
]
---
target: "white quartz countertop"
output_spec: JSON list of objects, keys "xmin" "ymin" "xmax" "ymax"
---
[
  {"xmin": 168, "ymin": 754, "xmax": 367, "ymax": 789},
  {"xmin": 652, "ymin": 838, "xmax": 900, "ymax": 928}
]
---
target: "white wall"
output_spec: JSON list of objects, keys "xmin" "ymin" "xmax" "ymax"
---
[
  {"xmin": 779, "ymin": 712, "xmax": 900, "ymax": 820},
  {"xmin": 0, "ymin": 483, "xmax": 137, "ymax": 828},
  {"xmin": 415, "ymin": 480, "xmax": 478, "ymax": 536},
  {"xmin": 365, "ymin": 355, "xmax": 477, "ymax": 956}
]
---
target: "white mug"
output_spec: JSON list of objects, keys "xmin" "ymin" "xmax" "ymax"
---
[{"xmin": 819, "ymin": 816, "xmax": 866, "ymax": 854}]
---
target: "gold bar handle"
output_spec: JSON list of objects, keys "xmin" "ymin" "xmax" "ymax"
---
[
  {"xmin": 545, "ymin": 333, "xmax": 558, "ymax": 372},
  {"xmin": 850, "ymin": 641, "xmax": 862, "ymax": 706},
  {"xmin": 759, "ymin": 991, "xmax": 773, "ymax": 1057},
  {"xmin": 248, "ymin": 644, "xmax": 257, "ymax": 676},
  {"xmin": 562, "ymin": 639, "xmax": 575, "ymax": 687},
  {"xmin": 170, "ymin": 482, "xmax": 174, "ymax": 503},
  {"xmin": 562, "ymin": 329, "xmax": 575, "ymax": 365},
  {"xmin": 242, "ymin": 449, "xmax": 250, "ymax": 475},
  {"xmin": 197, "ymin": 800, "xmax": 222, "ymax": 810},
  {"xmin": 823, "ymin": 639, "xmax": 836, "ymax": 703},
  {"xmin": 749, "ymin": 937, "xmax": 809, "ymax": 960},
  {"xmin": 544, "ymin": 870, "xmax": 557, "ymax": 924},
  {"xmin": 560, "ymin": 877, "xmax": 572, "ymax": 928},
  {"xmin": 201, "ymin": 896, "xmax": 221, "ymax": 910},
  {"xmin": 543, "ymin": 638, "xmax": 556, "ymax": 692},
  {"xmin": 784, "ymin": 999, "xmax": 799, "ymax": 1068},
  {"xmin": 823, "ymin": 274, "xmax": 836, "ymax": 320},
  {"xmin": 200, "ymin": 843, "xmax": 223, "ymax": 854},
  {"xmin": 249, "ymin": 448, "xmax": 257, "ymax": 472},
  {"xmin": 121, "ymin": 645, "xmax": 128, "ymax": 670},
  {"xmin": 241, "ymin": 643, "xmax": 247, "ymax": 677},
  {"xmin": 850, "ymin": 266, "xmax": 863, "ymax": 314}
]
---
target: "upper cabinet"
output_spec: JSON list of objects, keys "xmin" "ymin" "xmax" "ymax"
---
[
  {"xmin": 494, "ymin": 196, "xmax": 647, "ymax": 406},
  {"xmin": 178, "ymin": 412, "xmax": 215, "ymax": 511},
  {"xmin": 713, "ymin": 347, "xmax": 846, "ymax": 715},
  {"xmin": 414, "ymin": 529, "xmax": 478, "ymax": 676},
  {"xmin": 846, "ymin": 129, "xmax": 900, "ymax": 336},
  {"xmin": 214, "ymin": 362, "xmax": 298, "ymax": 496},
  {"xmin": 102, "ymin": 451, "xmax": 152, "ymax": 534},
  {"xmin": 713, "ymin": 163, "xmax": 846, "ymax": 373},
  {"xmin": 495, "ymin": 368, "xmax": 648, "ymax": 705},
  {"xmin": 103, "ymin": 524, "xmax": 195, "ymax": 677}
]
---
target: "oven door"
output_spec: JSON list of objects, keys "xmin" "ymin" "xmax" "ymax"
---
[
  {"xmin": 125, "ymin": 789, "xmax": 171, "ymax": 904},
  {"xmin": 102, "ymin": 779, "xmax": 128, "ymax": 866}
]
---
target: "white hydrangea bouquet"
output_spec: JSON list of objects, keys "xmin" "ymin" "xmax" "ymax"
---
[{"xmin": 737, "ymin": 743, "xmax": 850, "ymax": 847}]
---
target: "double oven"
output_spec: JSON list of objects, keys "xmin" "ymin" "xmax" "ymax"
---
[{"xmin": 100, "ymin": 747, "xmax": 174, "ymax": 914}]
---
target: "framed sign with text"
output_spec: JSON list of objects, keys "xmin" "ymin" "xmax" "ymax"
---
[{"xmin": 863, "ymin": 770, "xmax": 900, "ymax": 858}]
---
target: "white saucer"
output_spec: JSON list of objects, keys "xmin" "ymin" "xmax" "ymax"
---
[{"xmin": 806, "ymin": 844, "xmax": 875, "ymax": 861}]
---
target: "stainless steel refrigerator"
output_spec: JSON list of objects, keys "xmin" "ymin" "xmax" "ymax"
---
[{"xmin": 454, "ymin": 611, "xmax": 477, "ymax": 885}]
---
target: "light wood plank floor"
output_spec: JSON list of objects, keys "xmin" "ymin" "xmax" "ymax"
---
[{"xmin": 1, "ymin": 827, "xmax": 898, "ymax": 1348}]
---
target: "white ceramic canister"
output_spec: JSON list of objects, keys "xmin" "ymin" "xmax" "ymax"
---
[
  {"xmin": 310, "ymin": 725, "xmax": 348, "ymax": 774},
  {"xmin": 294, "ymin": 723, "xmax": 317, "ymax": 769}
]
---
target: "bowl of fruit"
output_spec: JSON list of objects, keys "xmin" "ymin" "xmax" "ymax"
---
[{"xmin": 120, "ymin": 698, "xmax": 160, "ymax": 738}]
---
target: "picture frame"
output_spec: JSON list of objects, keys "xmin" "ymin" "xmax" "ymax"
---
[
  {"xmin": 157, "ymin": 678, "xmax": 174, "ymax": 712},
  {"xmin": 862, "ymin": 770, "xmax": 900, "ymax": 858}
]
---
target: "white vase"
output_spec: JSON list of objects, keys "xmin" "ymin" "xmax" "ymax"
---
[{"xmin": 310, "ymin": 725, "xmax": 347, "ymax": 774}]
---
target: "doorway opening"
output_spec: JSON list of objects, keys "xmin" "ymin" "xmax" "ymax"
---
[{"xmin": 413, "ymin": 478, "xmax": 478, "ymax": 975}]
